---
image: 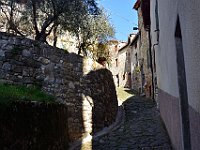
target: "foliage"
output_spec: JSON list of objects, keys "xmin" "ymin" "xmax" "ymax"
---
[
  {"xmin": 134, "ymin": 66, "xmax": 141, "ymax": 73},
  {"xmin": 0, "ymin": 0, "xmax": 115, "ymax": 59},
  {"xmin": 74, "ymin": 9, "xmax": 115, "ymax": 56},
  {"xmin": 0, "ymin": 0, "xmax": 27, "ymax": 36},
  {"xmin": 0, "ymin": 0, "xmax": 99, "ymax": 43},
  {"xmin": 0, "ymin": 83, "xmax": 55, "ymax": 104}
]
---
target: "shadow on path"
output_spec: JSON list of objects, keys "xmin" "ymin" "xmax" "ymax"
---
[{"xmin": 89, "ymin": 95, "xmax": 172, "ymax": 150}]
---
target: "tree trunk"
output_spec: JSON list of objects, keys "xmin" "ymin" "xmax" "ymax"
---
[
  {"xmin": 35, "ymin": 32, "xmax": 47, "ymax": 43},
  {"xmin": 78, "ymin": 47, "xmax": 82, "ymax": 55},
  {"xmin": 53, "ymin": 26, "xmax": 58, "ymax": 47}
]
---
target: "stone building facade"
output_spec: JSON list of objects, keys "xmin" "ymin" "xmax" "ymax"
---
[
  {"xmin": 107, "ymin": 40, "xmax": 130, "ymax": 88},
  {"xmin": 105, "ymin": 40, "xmax": 119, "ymax": 86},
  {"xmin": 133, "ymin": 0, "xmax": 153, "ymax": 98},
  {"xmin": 117, "ymin": 44, "xmax": 131, "ymax": 88},
  {"xmin": 105, "ymin": 0, "xmax": 153, "ymax": 98},
  {"xmin": 150, "ymin": 0, "xmax": 200, "ymax": 149},
  {"xmin": 129, "ymin": 33, "xmax": 142, "ymax": 92},
  {"xmin": 116, "ymin": 34, "xmax": 139, "ymax": 89},
  {"xmin": 0, "ymin": 32, "xmax": 118, "ymax": 143}
]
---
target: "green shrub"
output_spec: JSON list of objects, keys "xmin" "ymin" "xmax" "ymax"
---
[{"xmin": 0, "ymin": 83, "xmax": 55, "ymax": 104}]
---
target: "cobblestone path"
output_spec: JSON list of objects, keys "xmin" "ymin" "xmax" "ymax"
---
[{"xmin": 75, "ymin": 96, "xmax": 172, "ymax": 150}]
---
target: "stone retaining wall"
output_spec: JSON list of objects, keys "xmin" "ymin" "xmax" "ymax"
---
[
  {"xmin": 0, "ymin": 102, "xmax": 68, "ymax": 150},
  {"xmin": 0, "ymin": 32, "xmax": 118, "ymax": 142}
]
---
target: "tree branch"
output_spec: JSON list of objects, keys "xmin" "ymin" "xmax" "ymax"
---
[{"xmin": 31, "ymin": 0, "xmax": 39, "ymax": 35}]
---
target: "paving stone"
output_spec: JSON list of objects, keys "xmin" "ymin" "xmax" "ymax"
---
[{"xmin": 73, "ymin": 96, "xmax": 172, "ymax": 150}]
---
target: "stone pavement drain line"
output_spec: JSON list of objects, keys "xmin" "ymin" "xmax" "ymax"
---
[{"xmin": 69, "ymin": 105, "xmax": 125, "ymax": 150}]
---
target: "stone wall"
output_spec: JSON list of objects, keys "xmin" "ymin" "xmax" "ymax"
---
[
  {"xmin": 0, "ymin": 102, "xmax": 68, "ymax": 150},
  {"xmin": 0, "ymin": 32, "xmax": 118, "ymax": 142},
  {"xmin": 136, "ymin": 6, "xmax": 153, "ymax": 98}
]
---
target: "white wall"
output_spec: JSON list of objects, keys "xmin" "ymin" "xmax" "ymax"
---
[
  {"xmin": 150, "ymin": 0, "xmax": 179, "ymax": 98},
  {"xmin": 178, "ymin": 0, "xmax": 200, "ymax": 113},
  {"xmin": 151, "ymin": 0, "xmax": 200, "ymax": 113}
]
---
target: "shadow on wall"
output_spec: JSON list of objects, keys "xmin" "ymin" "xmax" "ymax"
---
[
  {"xmin": 76, "ymin": 68, "xmax": 118, "ymax": 150},
  {"xmin": 84, "ymin": 69, "xmax": 118, "ymax": 134},
  {"xmin": 0, "ymin": 102, "xmax": 69, "ymax": 150},
  {"xmin": 64, "ymin": 55, "xmax": 118, "ymax": 143},
  {"xmin": 0, "ymin": 32, "xmax": 118, "ymax": 149}
]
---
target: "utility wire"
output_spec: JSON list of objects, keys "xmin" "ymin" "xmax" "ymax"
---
[
  {"xmin": 111, "ymin": 10, "xmax": 138, "ymax": 26},
  {"xmin": 101, "ymin": 5, "xmax": 138, "ymax": 26}
]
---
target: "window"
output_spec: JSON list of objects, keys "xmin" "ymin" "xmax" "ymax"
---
[
  {"xmin": 135, "ymin": 43, "xmax": 137, "ymax": 49},
  {"xmin": 115, "ymin": 59, "xmax": 118, "ymax": 67},
  {"xmin": 135, "ymin": 53, "xmax": 138, "ymax": 63},
  {"xmin": 123, "ymin": 73, "xmax": 126, "ymax": 80}
]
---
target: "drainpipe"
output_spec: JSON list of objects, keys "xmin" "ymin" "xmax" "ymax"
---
[
  {"xmin": 153, "ymin": 43, "xmax": 159, "ymax": 70},
  {"xmin": 148, "ymin": 30, "xmax": 155, "ymax": 100},
  {"xmin": 152, "ymin": 28, "xmax": 160, "ymax": 100},
  {"xmin": 152, "ymin": 43, "xmax": 158, "ymax": 101}
]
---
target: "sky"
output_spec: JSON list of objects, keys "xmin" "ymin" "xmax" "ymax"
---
[{"xmin": 98, "ymin": 0, "xmax": 138, "ymax": 42}]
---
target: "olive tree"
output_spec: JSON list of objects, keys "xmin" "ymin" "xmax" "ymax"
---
[
  {"xmin": 72, "ymin": 9, "xmax": 115, "ymax": 57},
  {"xmin": 0, "ymin": 0, "xmax": 99, "ymax": 43}
]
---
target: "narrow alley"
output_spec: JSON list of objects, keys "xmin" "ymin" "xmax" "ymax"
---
[
  {"xmin": 73, "ymin": 89, "xmax": 172, "ymax": 150},
  {"xmin": 1, "ymin": 0, "xmax": 200, "ymax": 149}
]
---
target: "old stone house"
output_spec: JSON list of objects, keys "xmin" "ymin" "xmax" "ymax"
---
[
  {"xmin": 109, "ymin": 0, "xmax": 153, "ymax": 97},
  {"xmin": 117, "ymin": 41, "xmax": 132, "ymax": 88},
  {"xmin": 133, "ymin": 0, "xmax": 153, "ymax": 98},
  {"xmin": 107, "ymin": 37, "xmax": 140, "ymax": 89},
  {"xmin": 107, "ymin": 25, "xmax": 152, "ymax": 95},
  {"xmin": 107, "ymin": 40, "xmax": 128, "ymax": 88},
  {"xmin": 128, "ymin": 33, "xmax": 142, "ymax": 93},
  {"xmin": 116, "ymin": 33, "xmax": 142, "ymax": 90},
  {"xmin": 150, "ymin": 0, "xmax": 200, "ymax": 149}
]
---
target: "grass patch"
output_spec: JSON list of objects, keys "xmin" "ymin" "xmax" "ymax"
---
[
  {"xmin": 116, "ymin": 87, "xmax": 135, "ymax": 104},
  {"xmin": 0, "ymin": 84, "xmax": 55, "ymax": 104}
]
